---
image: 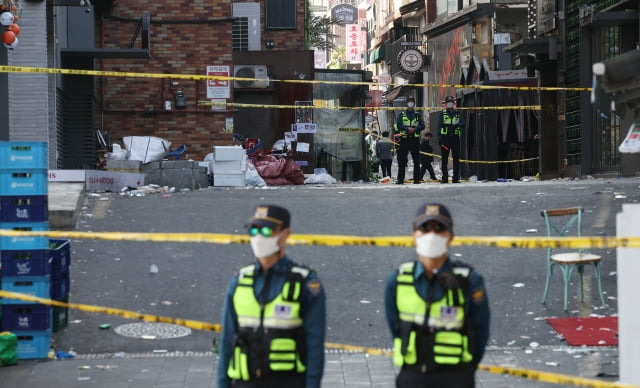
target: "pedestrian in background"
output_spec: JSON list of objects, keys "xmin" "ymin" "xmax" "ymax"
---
[
  {"xmin": 438, "ymin": 96, "xmax": 464, "ymax": 184},
  {"xmin": 384, "ymin": 203, "xmax": 490, "ymax": 388},
  {"xmin": 395, "ymin": 96, "xmax": 424, "ymax": 184},
  {"xmin": 218, "ymin": 205, "xmax": 326, "ymax": 388},
  {"xmin": 376, "ymin": 130, "xmax": 394, "ymax": 179},
  {"xmin": 419, "ymin": 132, "xmax": 437, "ymax": 182}
]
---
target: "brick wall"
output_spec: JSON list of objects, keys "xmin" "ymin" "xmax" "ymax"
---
[{"xmin": 98, "ymin": 0, "xmax": 308, "ymax": 161}]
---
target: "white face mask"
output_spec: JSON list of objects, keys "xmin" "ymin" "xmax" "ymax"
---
[
  {"xmin": 407, "ymin": 102, "xmax": 415, "ymax": 108},
  {"xmin": 415, "ymin": 233, "xmax": 449, "ymax": 259},
  {"xmin": 250, "ymin": 235, "xmax": 281, "ymax": 258},
  {"xmin": 446, "ymin": 102, "xmax": 454, "ymax": 109}
]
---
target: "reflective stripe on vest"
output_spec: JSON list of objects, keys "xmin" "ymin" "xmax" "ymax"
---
[
  {"xmin": 227, "ymin": 265, "xmax": 307, "ymax": 380},
  {"xmin": 400, "ymin": 112, "xmax": 421, "ymax": 138},
  {"xmin": 393, "ymin": 261, "xmax": 472, "ymax": 369},
  {"xmin": 440, "ymin": 111, "xmax": 461, "ymax": 136}
]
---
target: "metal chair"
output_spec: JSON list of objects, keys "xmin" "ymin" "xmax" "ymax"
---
[{"xmin": 541, "ymin": 207, "xmax": 605, "ymax": 311}]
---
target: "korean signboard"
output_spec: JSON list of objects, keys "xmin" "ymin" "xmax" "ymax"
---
[{"xmin": 345, "ymin": 24, "xmax": 361, "ymax": 63}]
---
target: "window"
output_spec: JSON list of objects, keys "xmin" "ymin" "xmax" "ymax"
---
[
  {"xmin": 232, "ymin": 2, "xmax": 260, "ymax": 51},
  {"xmin": 266, "ymin": 0, "xmax": 296, "ymax": 29}
]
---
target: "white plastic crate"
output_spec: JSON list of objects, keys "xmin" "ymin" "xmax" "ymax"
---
[
  {"xmin": 213, "ymin": 172, "xmax": 246, "ymax": 187},
  {"xmin": 213, "ymin": 146, "xmax": 245, "ymax": 161}
]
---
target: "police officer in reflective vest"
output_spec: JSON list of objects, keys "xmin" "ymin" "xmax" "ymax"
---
[
  {"xmin": 438, "ymin": 96, "xmax": 464, "ymax": 183},
  {"xmin": 384, "ymin": 203, "xmax": 490, "ymax": 388},
  {"xmin": 395, "ymin": 96, "xmax": 424, "ymax": 184},
  {"xmin": 218, "ymin": 205, "xmax": 326, "ymax": 388}
]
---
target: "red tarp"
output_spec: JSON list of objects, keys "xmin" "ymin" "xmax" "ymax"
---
[{"xmin": 253, "ymin": 155, "xmax": 305, "ymax": 186}]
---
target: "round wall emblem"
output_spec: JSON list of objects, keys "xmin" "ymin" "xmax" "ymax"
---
[{"xmin": 398, "ymin": 49, "xmax": 424, "ymax": 73}]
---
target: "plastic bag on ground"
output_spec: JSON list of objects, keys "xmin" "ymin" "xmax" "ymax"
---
[
  {"xmin": 304, "ymin": 168, "xmax": 337, "ymax": 184},
  {"xmin": 245, "ymin": 162, "xmax": 267, "ymax": 186}
]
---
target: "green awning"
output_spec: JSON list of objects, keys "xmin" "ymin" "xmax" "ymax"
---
[{"xmin": 369, "ymin": 45, "xmax": 385, "ymax": 64}]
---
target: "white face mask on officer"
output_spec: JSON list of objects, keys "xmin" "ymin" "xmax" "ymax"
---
[
  {"xmin": 250, "ymin": 235, "xmax": 281, "ymax": 258},
  {"xmin": 415, "ymin": 233, "xmax": 449, "ymax": 259},
  {"xmin": 446, "ymin": 102, "xmax": 454, "ymax": 109},
  {"xmin": 407, "ymin": 102, "xmax": 415, "ymax": 108}
]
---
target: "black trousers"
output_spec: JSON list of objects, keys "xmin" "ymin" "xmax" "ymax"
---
[
  {"xmin": 233, "ymin": 373, "xmax": 305, "ymax": 388},
  {"xmin": 397, "ymin": 140, "xmax": 420, "ymax": 183},
  {"xmin": 419, "ymin": 158, "xmax": 436, "ymax": 181},
  {"xmin": 396, "ymin": 364, "xmax": 476, "ymax": 388},
  {"xmin": 440, "ymin": 138, "xmax": 461, "ymax": 182},
  {"xmin": 380, "ymin": 159, "xmax": 392, "ymax": 177}
]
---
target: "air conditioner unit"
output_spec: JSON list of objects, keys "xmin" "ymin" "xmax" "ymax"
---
[{"xmin": 233, "ymin": 65, "xmax": 270, "ymax": 88}]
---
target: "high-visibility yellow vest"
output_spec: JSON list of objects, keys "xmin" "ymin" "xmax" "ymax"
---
[
  {"xmin": 393, "ymin": 261, "xmax": 473, "ymax": 372},
  {"xmin": 440, "ymin": 111, "xmax": 462, "ymax": 136},
  {"xmin": 399, "ymin": 112, "xmax": 421, "ymax": 139},
  {"xmin": 227, "ymin": 265, "xmax": 309, "ymax": 380}
]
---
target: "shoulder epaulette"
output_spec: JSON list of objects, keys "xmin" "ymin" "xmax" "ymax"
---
[
  {"xmin": 291, "ymin": 265, "xmax": 311, "ymax": 279},
  {"xmin": 398, "ymin": 261, "xmax": 416, "ymax": 274},
  {"xmin": 238, "ymin": 264, "xmax": 255, "ymax": 278}
]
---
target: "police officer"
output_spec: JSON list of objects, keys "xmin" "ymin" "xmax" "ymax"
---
[
  {"xmin": 438, "ymin": 96, "xmax": 464, "ymax": 183},
  {"xmin": 395, "ymin": 96, "xmax": 424, "ymax": 184},
  {"xmin": 218, "ymin": 205, "xmax": 326, "ymax": 388},
  {"xmin": 384, "ymin": 203, "xmax": 490, "ymax": 388}
]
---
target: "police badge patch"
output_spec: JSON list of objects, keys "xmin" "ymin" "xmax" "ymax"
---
[
  {"xmin": 306, "ymin": 280, "xmax": 322, "ymax": 296},
  {"xmin": 274, "ymin": 304, "xmax": 292, "ymax": 318}
]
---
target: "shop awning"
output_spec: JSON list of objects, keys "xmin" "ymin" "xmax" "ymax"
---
[{"xmin": 369, "ymin": 45, "xmax": 385, "ymax": 64}]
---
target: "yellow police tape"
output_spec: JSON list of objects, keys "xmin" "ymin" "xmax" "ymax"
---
[
  {"xmin": 363, "ymin": 129, "xmax": 539, "ymax": 164},
  {"xmin": 0, "ymin": 65, "xmax": 591, "ymax": 92},
  {"xmin": 0, "ymin": 289, "xmax": 632, "ymax": 387},
  {"xmin": 198, "ymin": 100, "xmax": 542, "ymax": 111},
  {"xmin": 0, "ymin": 229, "xmax": 639, "ymax": 248},
  {"xmin": 476, "ymin": 365, "xmax": 637, "ymax": 388},
  {"xmin": 0, "ymin": 290, "xmax": 221, "ymax": 332}
]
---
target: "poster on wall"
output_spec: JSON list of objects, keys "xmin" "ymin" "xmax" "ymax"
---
[
  {"xmin": 295, "ymin": 101, "xmax": 313, "ymax": 123},
  {"xmin": 206, "ymin": 65, "xmax": 230, "ymax": 99}
]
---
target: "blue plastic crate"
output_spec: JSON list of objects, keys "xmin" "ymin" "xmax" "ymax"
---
[
  {"xmin": 15, "ymin": 330, "xmax": 51, "ymax": 359},
  {"xmin": 1, "ymin": 275, "xmax": 51, "ymax": 304},
  {"xmin": 50, "ymin": 239, "xmax": 70, "ymax": 275},
  {"xmin": 51, "ymin": 270, "xmax": 70, "ymax": 300},
  {"xmin": 0, "ymin": 169, "xmax": 47, "ymax": 196},
  {"xmin": 1, "ymin": 304, "xmax": 51, "ymax": 331},
  {"xmin": 0, "ymin": 221, "xmax": 49, "ymax": 250},
  {"xmin": 1, "ymin": 249, "xmax": 52, "ymax": 276},
  {"xmin": 0, "ymin": 195, "xmax": 48, "ymax": 222},
  {"xmin": 0, "ymin": 142, "xmax": 48, "ymax": 170}
]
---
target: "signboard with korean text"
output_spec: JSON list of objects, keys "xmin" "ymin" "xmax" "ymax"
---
[
  {"xmin": 206, "ymin": 65, "xmax": 230, "ymax": 99},
  {"xmin": 331, "ymin": 3, "xmax": 357, "ymax": 24},
  {"xmin": 345, "ymin": 24, "xmax": 361, "ymax": 63}
]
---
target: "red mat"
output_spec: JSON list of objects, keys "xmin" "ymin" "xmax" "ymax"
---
[{"xmin": 546, "ymin": 316, "xmax": 618, "ymax": 346}]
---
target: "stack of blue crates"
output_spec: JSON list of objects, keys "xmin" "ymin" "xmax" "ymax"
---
[{"xmin": 0, "ymin": 141, "xmax": 70, "ymax": 359}]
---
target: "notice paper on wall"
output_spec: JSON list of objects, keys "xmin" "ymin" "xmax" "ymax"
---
[{"xmin": 296, "ymin": 142, "xmax": 310, "ymax": 153}]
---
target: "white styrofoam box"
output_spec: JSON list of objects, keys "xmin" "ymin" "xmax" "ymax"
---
[
  {"xmin": 212, "ymin": 157, "xmax": 247, "ymax": 173},
  {"xmin": 213, "ymin": 146, "xmax": 245, "ymax": 161},
  {"xmin": 214, "ymin": 172, "xmax": 246, "ymax": 187}
]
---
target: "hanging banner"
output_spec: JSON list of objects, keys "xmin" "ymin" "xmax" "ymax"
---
[{"xmin": 345, "ymin": 24, "xmax": 361, "ymax": 63}]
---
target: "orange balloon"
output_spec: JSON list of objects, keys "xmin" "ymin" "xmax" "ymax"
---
[
  {"xmin": 2, "ymin": 30, "xmax": 15, "ymax": 45},
  {"xmin": 0, "ymin": 6, "xmax": 6, "ymax": 12},
  {"xmin": 8, "ymin": 23, "xmax": 18, "ymax": 35}
]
